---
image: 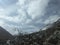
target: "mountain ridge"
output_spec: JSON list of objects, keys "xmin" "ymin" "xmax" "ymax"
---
[{"xmin": 15, "ymin": 19, "xmax": 60, "ymax": 45}]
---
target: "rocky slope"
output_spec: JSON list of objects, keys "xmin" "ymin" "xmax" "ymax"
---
[{"xmin": 17, "ymin": 19, "xmax": 60, "ymax": 45}]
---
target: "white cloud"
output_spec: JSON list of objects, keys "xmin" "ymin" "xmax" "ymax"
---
[
  {"xmin": 3, "ymin": 0, "xmax": 50, "ymax": 35},
  {"xmin": 44, "ymin": 15, "xmax": 60, "ymax": 24},
  {"xmin": 0, "ymin": 7, "xmax": 6, "ymax": 16},
  {"xmin": 17, "ymin": 0, "xmax": 50, "ymax": 29},
  {"xmin": 0, "ymin": 0, "xmax": 18, "ymax": 34},
  {"xmin": 18, "ymin": 0, "xmax": 26, "ymax": 6},
  {"xmin": 0, "ymin": 20, "xmax": 5, "ymax": 26},
  {"xmin": 0, "ymin": 0, "xmax": 60, "ymax": 35},
  {"xmin": 27, "ymin": 0, "xmax": 50, "ymax": 19}
]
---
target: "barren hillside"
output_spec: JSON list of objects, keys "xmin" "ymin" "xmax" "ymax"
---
[{"xmin": 17, "ymin": 19, "xmax": 60, "ymax": 45}]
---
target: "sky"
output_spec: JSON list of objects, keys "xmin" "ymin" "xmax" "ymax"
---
[{"xmin": 0, "ymin": 0, "xmax": 60, "ymax": 35}]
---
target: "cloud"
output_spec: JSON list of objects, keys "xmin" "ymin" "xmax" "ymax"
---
[
  {"xmin": 44, "ymin": 15, "xmax": 60, "ymax": 24},
  {"xmin": 0, "ymin": 0, "xmax": 18, "ymax": 34},
  {"xmin": 27, "ymin": 0, "xmax": 50, "ymax": 19},
  {"xmin": 0, "ymin": 20, "xmax": 5, "ymax": 26},
  {"xmin": 0, "ymin": 0, "xmax": 60, "ymax": 35},
  {"xmin": 17, "ymin": 0, "xmax": 50, "ymax": 24},
  {"xmin": 0, "ymin": 0, "xmax": 18, "ymax": 8}
]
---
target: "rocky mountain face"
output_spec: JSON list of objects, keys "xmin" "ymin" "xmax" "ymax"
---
[
  {"xmin": 0, "ymin": 26, "xmax": 14, "ymax": 40},
  {"xmin": 43, "ymin": 19, "xmax": 60, "ymax": 45},
  {"xmin": 17, "ymin": 19, "xmax": 60, "ymax": 45}
]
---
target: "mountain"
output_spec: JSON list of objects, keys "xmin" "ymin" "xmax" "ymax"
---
[
  {"xmin": 0, "ymin": 26, "xmax": 14, "ymax": 40},
  {"xmin": 16, "ymin": 19, "xmax": 60, "ymax": 45}
]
